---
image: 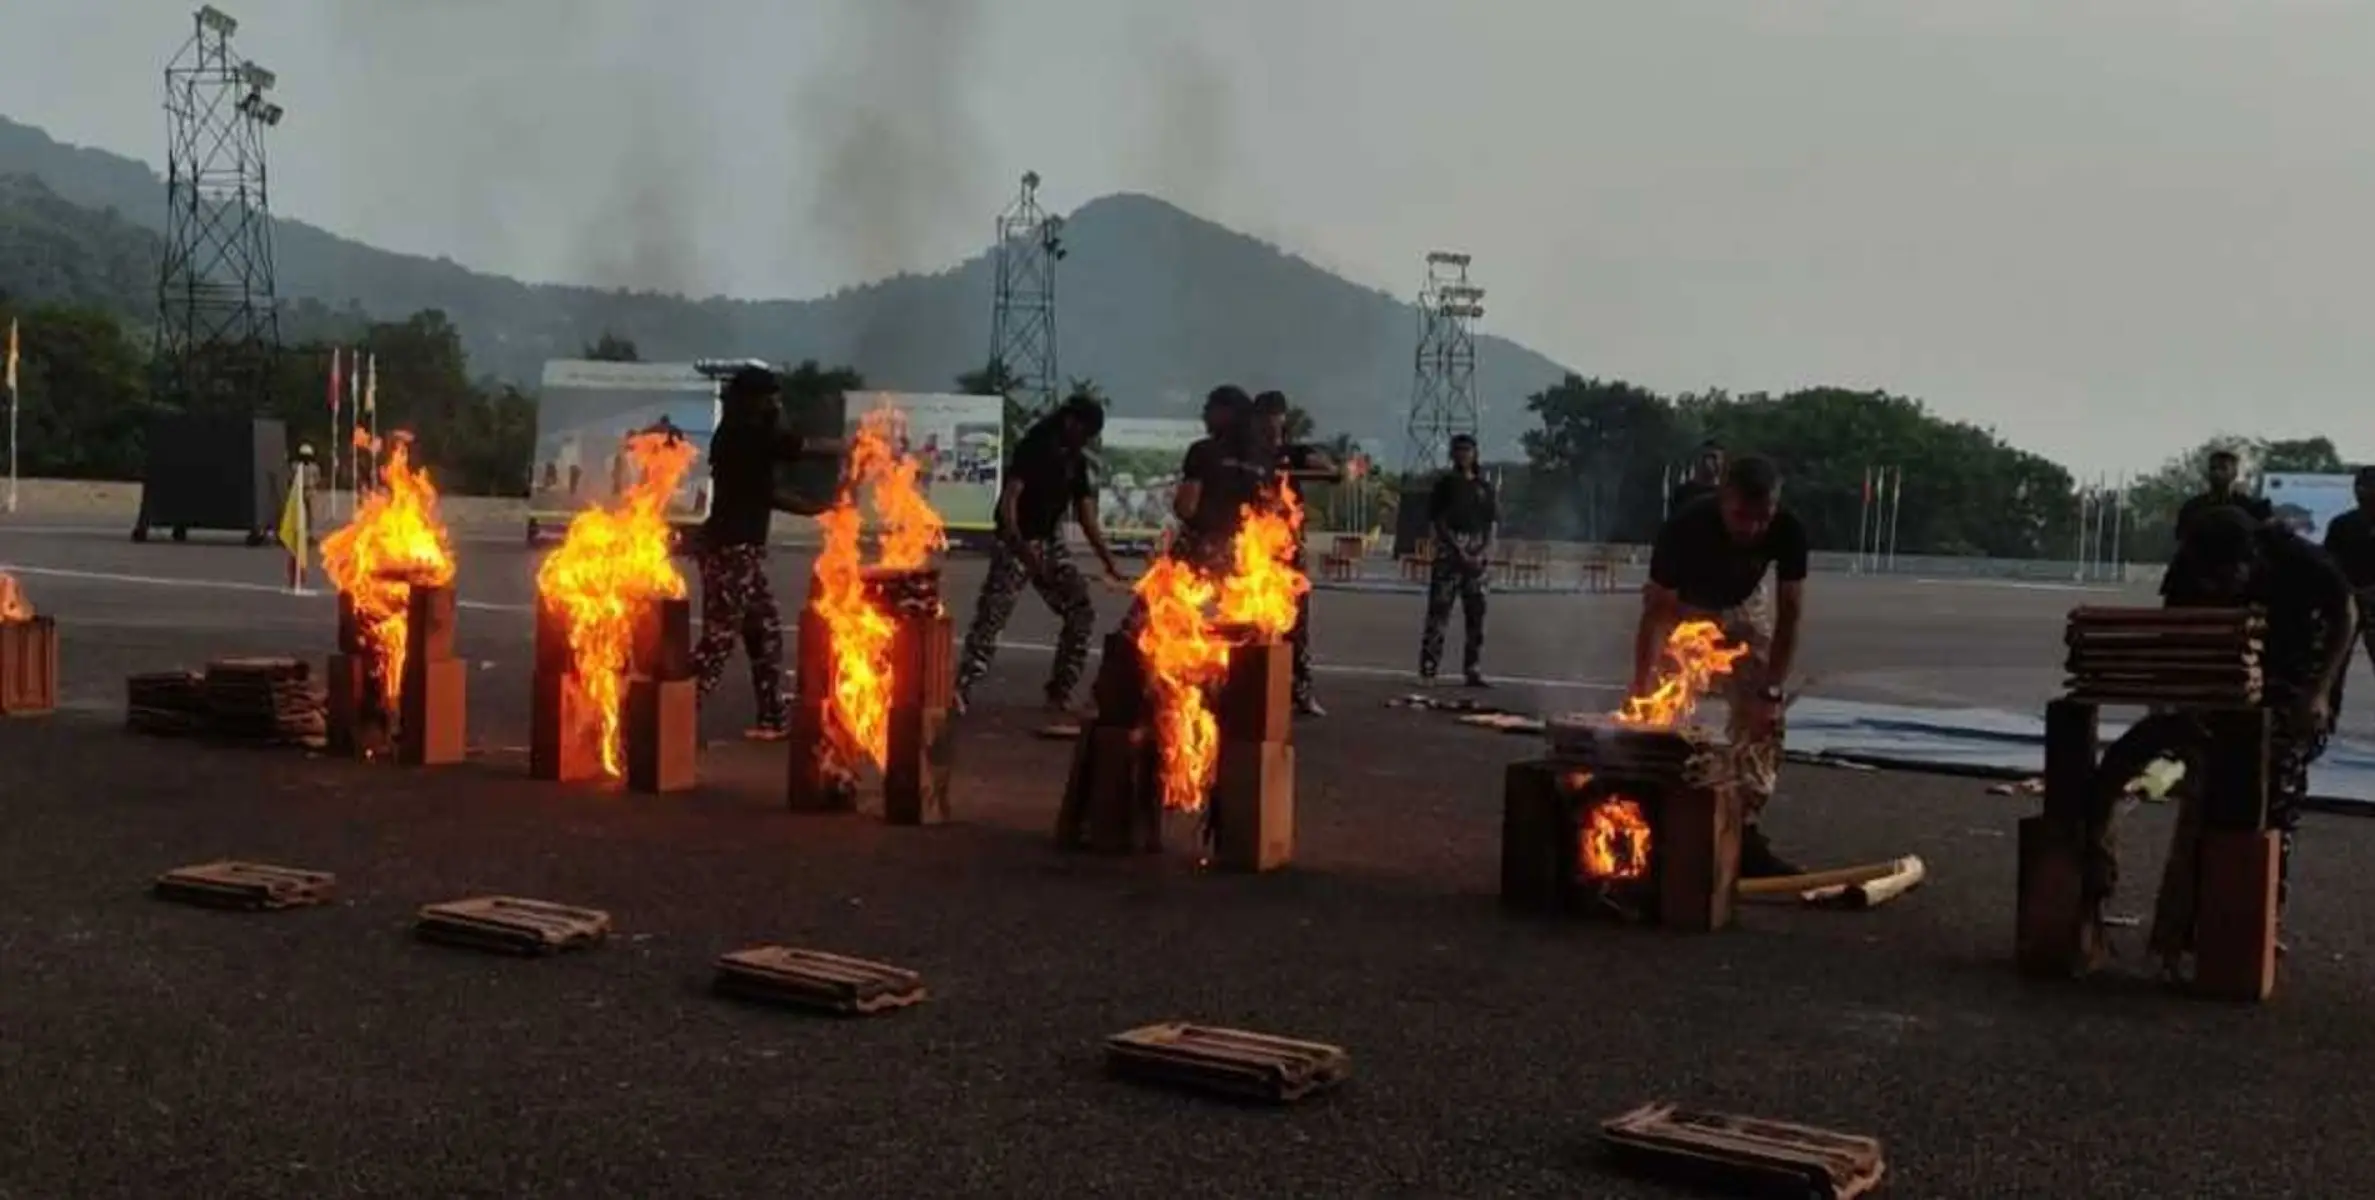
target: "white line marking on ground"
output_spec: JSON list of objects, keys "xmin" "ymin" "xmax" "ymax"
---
[
  {"xmin": 1909, "ymin": 577, "xmax": 2125, "ymax": 593},
  {"xmin": 0, "ymin": 561, "xmax": 1627, "ymax": 692}
]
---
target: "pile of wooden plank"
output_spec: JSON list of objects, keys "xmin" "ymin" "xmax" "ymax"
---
[
  {"xmin": 1600, "ymin": 1101, "xmax": 1885, "ymax": 1198},
  {"xmin": 2063, "ymin": 606, "xmax": 2264, "ymax": 707},
  {"xmin": 126, "ymin": 670, "xmax": 208, "ymax": 736},
  {"xmin": 202, "ymin": 657, "xmax": 324, "ymax": 744},
  {"xmin": 1545, "ymin": 714, "xmax": 1726, "ymax": 786}
]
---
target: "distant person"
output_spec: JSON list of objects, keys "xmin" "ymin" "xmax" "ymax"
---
[
  {"xmin": 1637, "ymin": 454, "xmax": 1809, "ymax": 879},
  {"xmin": 539, "ymin": 460, "xmax": 561, "ymax": 494},
  {"xmin": 1416, "ymin": 434, "xmax": 1496, "ymax": 688},
  {"xmin": 954, "ymin": 396, "xmax": 1127, "ymax": 716},
  {"xmin": 2320, "ymin": 466, "xmax": 2375, "ymax": 714},
  {"xmin": 2172, "ymin": 448, "xmax": 2274, "ymax": 545},
  {"xmin": 2159, "ymin": 507, "xmax": 2357, "ymax": 928},
  {"xmin": 1667, "ymin": 439, "xmax": 1724, "ymax": 515},
  {"xmin": 690, "ymin": 365, "xmax": 845, "ymax": 740},
  {"xmin": 1254, "ymin": 390, "xmax": 1340, "ymax": 716},
  {"xmin": 287, "ymin": 442, "xmax": 322, "ymax": 541}
]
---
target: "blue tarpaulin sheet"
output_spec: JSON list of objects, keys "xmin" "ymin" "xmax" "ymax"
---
[{"xmin": 1784, "ymin": 697, "xmax": 2375, "ymax": 808}]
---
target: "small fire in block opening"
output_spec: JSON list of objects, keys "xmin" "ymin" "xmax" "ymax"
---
[
  {"xmin": 1134, "ymin": 485, "xmax": 1308, "ymax": 813},
  {"xmin": 1580, "ymin": 789, "xmax": 1654, "ymax": 883},
  {"xmin": 810, "ymin": 404, "xmax": 947, "ymax": 777},
  {"xmin": 535, "ymin": 431, "xmax": 699, "ymax": 776},
  {"xmin": 322, "ymin": 432, "xmax": 456, "ymax": 713}
]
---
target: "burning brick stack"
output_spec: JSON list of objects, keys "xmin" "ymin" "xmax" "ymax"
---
[
  {"xmin": 1057, "ymin": 633, "xmax": 1165, "ymax": 854},
  {"xmin": 1503, "ymin": 715, "xmax": 1739, "ymax": 931},
  {"xmin": 320, "ymin": 435, "xmax": 465, "ymax": 767},
  {"xmin": 1205, "ymin": 623, "xmax": 1296, "ymax": 871},
  {"xmin": 787, "ymin": 565, "xmax": 955, "ymax": 823},
  {"xmin": 0, "ymin": 570, "xmax": 57, "ymax": 717},
  {"xmin": 2062, "ymin": 606, "xmax": 2265, "ymax": 707},
  {"xmin": 1501, "ymin": 620, "xmax": 1747, "ymax": 932},
  {"xmin": 787, "ymin": 406, "xmax": 955, "ymax": 824}
]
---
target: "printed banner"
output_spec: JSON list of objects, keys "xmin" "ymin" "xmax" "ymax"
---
[
  {"xmin": 2261, "ymin": 472, "xmax": 2356, "ymax": 541},
  {"xmin": 843, "ymin": 391, "xmax": 1004, "ymax": 532},
  {"xmin": 533, "ymin": 360, "xmax": 718, "ymax": 525},
  {"xmin": 1093, "ymin": 416, "xmax": 1204, "ymax": 540}
]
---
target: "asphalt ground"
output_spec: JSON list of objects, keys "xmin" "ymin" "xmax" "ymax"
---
[{"xmin": 7, "ymin": 527, "xmax": 2375, "ymax": 1197}]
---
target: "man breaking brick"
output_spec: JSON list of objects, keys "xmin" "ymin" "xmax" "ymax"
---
[
  {"xmin": 1417, "ymin": 434, "xmax": 1497, "ymax": 687},
  {"xmin": 690, "ymin": 364, "xmax": 844, "ymax": 740},
  {"xmin": 1253, "ymin": 390, "xmax": 1340, "ymax": 716},
  {"xmin": 2321, "ymin": 466, "xmax": 2375, "ymax": 717},
  {"xmin": 1637, "ymin": 454, "xmax": 1810, "ymax": 878},
  {"xmin": 2162, "ymin": 507, "xmax": 2358, "ymax": 919},
  {"xmin": 954, "ymin": 394, "xmax": 1126, "ymax": 716},
  {"xmin": 1117, "ymin": 386, "xmax": 1269, "ymax": 637}
]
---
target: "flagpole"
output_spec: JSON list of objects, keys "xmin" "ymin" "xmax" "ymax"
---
[
  {"xmin": 1855, "ymin": 465, "xmax": 1873, "ymax": 575},
  {"xmin": 2108, "ymin": 475, "xmax": 2126, "ymax": 584},
  {"xmin": 328, "ymin": 347, "xmax": 344, "ymax": 521},
  {"xmin": 348, "ymin": 352, "xmax": 362, "ymax": 498},
  {"xmin": 5, "ymin": 317, "xmax": 18, "ymax": 515},
  {"xmin": 1885, "ymin": 466, "xmax": 1904, "ymax": 572}
]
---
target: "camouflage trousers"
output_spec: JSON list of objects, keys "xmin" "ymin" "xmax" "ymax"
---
[
  {"xmin": 690, "ymin": 541, "xmax": 788, "ymax": 728},
  {"xmin": 1418, "ymin": 552, "xmax": 1488, "ymax": 679},
  {"xmin": 2327, "ymin": 589, "xmax": 2375, "ymax": 716},
  {"xmin": 1681, "ymin": 594, "xmax": 1782, "ymax": 817},
  {"xmin": 2082, "ymin": 705, "xmax": 2330, "ymax": 910},
  {"xmin": 956, "ymin": 536, "xmax": 1096, "ymax": 707},
  {"xmin": 1289, "ymin": 587, "xmax": 1315, "ymax": 706}
]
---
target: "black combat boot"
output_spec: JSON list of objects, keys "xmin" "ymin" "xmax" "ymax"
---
[{"xmin": 1738, "ymin": 823, "xmax": 1805, "ymax": 880}]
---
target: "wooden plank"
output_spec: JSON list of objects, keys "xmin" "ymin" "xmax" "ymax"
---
[
  {"xmin": 624, "ymin": 677, "xmax": 699, "ymax": 794},
  {"xmin": 1656, "ymin": 779, "xmax": 1740, "ymax": 933},
  {"xmin": 0, "ymin": 616, "xmax": 59, "ymax": 716},
  {"xmin": 2016, "ymin": 815, "xmax": 2099, "ymax": 978},
  {"xmin": 1499, "ymin": 759, "xmax": 1569, "ymax": 914},
  {"xmin": 153, "ymin": 860, "xmax": 336, "ymax": 911},
  {"xmin": 414, "ymin": 896, "xmax": 611, "ymax": 956},
  {"xmin": 713, "ymin": 945, "xmax": 927, "ymax": 1015},
  {"xmin": 1600, "ymin": 1101, "xmax": 1885, "ymax": 1199},
  {"xmin": 2068, "ymin": 605, "xmax": 2261, "ymax": 628},
  {"xmin": 1106, "ymin": 1022, "xmax": 1350, "ymax": 1104},
  {"xmin": 1209, "ymin": 739, "xmax": 1294, "ymax": 872},
  {"xmin": 2191, "ymin": 829, "xmax": 2280, "ymax": 1002}
]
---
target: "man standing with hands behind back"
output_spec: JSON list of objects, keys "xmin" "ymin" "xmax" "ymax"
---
[
  {"xmin": 2321, "ymin": 465, "xmax": 2375, "ymax": 714},
  {"xmin": 1418, "ymin": 433, "xmax": 1496, "ymax": 688},
  {"xmin": 1637, "ymin": 454, "xmax": 1810, "ymax": 878}
]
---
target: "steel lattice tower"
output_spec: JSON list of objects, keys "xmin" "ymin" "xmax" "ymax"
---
[
  {"xmin": 156, "ymin": 6, "xmax": 284, "ymax": 414},
  {"xmin": 1400, "ymin": 252, "xmax": 1486, "ymax": 478},
  {"xmin": 988, "ymin": 171, "xmax": 1065, "ymax": 420}
]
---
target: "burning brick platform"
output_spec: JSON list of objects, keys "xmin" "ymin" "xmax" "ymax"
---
[
  {"xmin": 326, "ymin": 584, "xmax": 466, "ymax": 766},
  {"xmin": 1056, "ymin": 632, "xmax": 1165, "ymax": 854},
  {"xmin": 788, "ymin": 565, "xmax": 955, "ymax": 824},
  {"xmin": 530, "ymin": 595, "xmax": 698, "ymax": 792},
  {"xmin": 2017, "ymin": 606, "xmax": 2282, "ymax": 1001},
  {"xmin": 0, "ymin": 612, "xmax": 57, "ymax": 718},
  {"xmin": 1502, "ymin": 715, "xmax": 1741, "ymax": 932}
]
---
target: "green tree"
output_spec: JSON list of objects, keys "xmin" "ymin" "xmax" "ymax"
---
[
  {"xmin": 1, "ymin": 301, "xmax": 154, "ymax": 479},
  {"xmin": 1518, "ymin": 375, "xmax": 1694, "ymax": 541},
  {"xmin": 2123, "ymin": 435, "xmax": 2347, "ymax": 563},
  {"xmin": 581, "ymin": 331, "xmax": 640, "ymax": 362}
]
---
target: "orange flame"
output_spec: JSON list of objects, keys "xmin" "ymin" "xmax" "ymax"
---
[
  {"xmin": 321, "ymin": 434, "xmax": 456, "ymax": 711},
  {"xmin": 1613, "ymin": 619, "xmax": 1748, "ymax": 729},
  {"xmin": 0, "ymin": 571, "xmax": 31, "ymax": 622},
  {"xmin": 534, "ymin": 432, "xmax": 699, "ymax": 776},
  {"xmin": 812, "ymin": 405, "xmax": 948, "ymax": 772},
  {"xmin": 1134, "ymin": 482, "xmax": 1312, "ymax": 812},
  {"xmin": 1580, "ymin": 793, "xmax": 1654, "ymax": 881}
]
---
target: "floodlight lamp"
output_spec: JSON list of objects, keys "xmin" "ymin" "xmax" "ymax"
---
[
  {"xmin": 1022, "ymin": 170, "xmax": 1041, "ymax": 190},
  {"xmin": 197, "ymin": 6, "xmax": 236, "ymax": 35},
  {"xmin": 1426, "ymin": 251, "xmax": 1472, "ymax": 267},
  {"xmin": 240, "ymin": 62, "xmax": 276, "ymax": 92},
  {"xmin": 258, "ymin": 102, "xmax": 284, "ymax": 126}
]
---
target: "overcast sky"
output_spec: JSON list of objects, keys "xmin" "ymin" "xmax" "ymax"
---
[{"xmin": 3, "ymin": 0, "xmax": 2371, "ymax": 476}]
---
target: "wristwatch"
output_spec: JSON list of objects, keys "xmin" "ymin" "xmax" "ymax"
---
[{"xmin": 1758, "ymin": 685, "xmax": 1785, "ymax": 703}]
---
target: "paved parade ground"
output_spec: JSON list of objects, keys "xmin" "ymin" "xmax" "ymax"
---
[{"xmin": 8, "ymin": 522, "xmax": 2375, "ymax": 1196}]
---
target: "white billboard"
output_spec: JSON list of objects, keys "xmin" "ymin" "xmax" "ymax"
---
[
  {"xmin": 1094, "ymin": 416, "xmax": 1204, "ymax": 539},
  {"xmin": 2263, "ymin": 472, "xmax": 2356, "ymax": 541},
  {"xmin": 532, "ymin": 360, "xmax": 718, "ymax": 531},
  {"xmin": 842, "ymin": 392, "xmax": 1005, "ymax": 533}
]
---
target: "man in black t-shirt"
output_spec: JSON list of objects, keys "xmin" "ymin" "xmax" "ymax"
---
[
  {"xmin": 2153, "ymin": 508, "xmax": 2358, "ymax": 922},
  {"xmin": 2321, "ymin": 466, "xmax": 2375, "ymax": 715},
  {"xmin": 1640, "ymin": 455, "xmax": 1811, "ymax": 878},
  {"xmin": 690, "ymin": 365, "xmax": 846, "ymax": 739},
  {"xmin": 2171, "ymin": 448, "xmax": 2274, "ymax": 551},
  {"xmin": 1418, "ymin": 434, "xmax": 1497, "ymax": 687},
  {"xmin": 1667, "ymin": 439, "xmax": 1724, "ymax": 516},
  {"xmin": 1255, "ymin": 391, "xmax": 1341, "ymax": 716},
  {"xmin": 955, "ymin": 395, "xmax": 1126, "ymax": 715}
]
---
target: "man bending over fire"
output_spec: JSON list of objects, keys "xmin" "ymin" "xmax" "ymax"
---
[
  {"xmin": 955, "ymin": 393, "xmax": 1127, "ymax": 716},
  {"xmin": 1636, "ymin": 454, "xmax": 1808, "ymax": 879},
  {"xmin": 691, "ymin": 364, "xmax": 845, "ymax": 740},
  {"xmin": 2157, "ymin": 507, "xmax": 2357, "ymax": 921},
  {"xmin": 1116, "ymin": 386, "xmax": 1270, "ymax": 635}
]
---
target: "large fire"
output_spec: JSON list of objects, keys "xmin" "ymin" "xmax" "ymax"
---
[
  {"xmin": 1580, "ymin": 790, "xmax": 1654, "ymax": 882},
  {"xmin": 1135, "ymin": 484, "xmax": 1310, "ymax": 812},
  {"xmin": 321, "ymin": 433, "xmax": 456, "ymax": 711},
  {"xmin": 1613, "ymin": 619, "xmax": 1749, "ymax": 729},
  {"xmin": 0, "ymin": 571, "xmax": 31, "ymax": 622},
  {"xmin": 534, "ymin": 431, "xmax": 699, "ymax": 776},
  {"xmin": 812, "ymin": 405, "xmax": 947, "ymax": 772}
]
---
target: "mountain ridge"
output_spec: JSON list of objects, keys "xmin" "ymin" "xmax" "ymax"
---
[{"xmin": 0, "ymin": 114, "xmax": 1568, "ymax": 457}]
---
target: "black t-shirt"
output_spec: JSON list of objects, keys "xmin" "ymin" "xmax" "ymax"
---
[
  {"xmin": 1003, "ymin": 426, "xmax": 1094, "ymax": 540},
  {"xmin": 2175, "ymin": 490, "xmax": 2274, "ymax": 542},
  {"xmin": 702, "ymin": 420, "xmax": 804, "ymax": 547},
  {"xmin": 1649, "ymin": 497, "xmax": 1810, "ymax": 611},
  {"xmin": 1428, "ymin": 471, "xmax": 1498, "ymax": 538},
  {"xmin": 2166, "ymin": 526, "xmax": 2350, "ymax": 698},
  {"xmin": 2323, "ymin": 508, "xmax": 2375, "ymax": 591},
  {"xmin": 1276, "ymin": 443, "xmax": 1320, "ymax": 502},
  {"xmin": 1181, "ymin": 436, "xmax": 1269, "ymax": 542},
  {"xmin": 1668, "ymin": 478, "xmax": 1718, "ymax": 515}
]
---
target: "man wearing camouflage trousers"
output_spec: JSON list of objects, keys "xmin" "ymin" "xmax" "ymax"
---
[
  {"xmin": 1636, "ymin": 455, "xmax": 1812, "ymax": 879},
  {"xmin": 1418, "ymin": 434, "xmax": 1497, "ymax": 688},
  {"xmin": 955, "ymin": 395, "xmax": 1127, "ymax": 715}
]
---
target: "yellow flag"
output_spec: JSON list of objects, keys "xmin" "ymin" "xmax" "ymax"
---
[
  {"xmin": 4, "ymin": 317, "xmax": 16, "ymax": 393},
  {"xmin": 278, "ymin": 461, "xmax": 309, "ymax": 585}
]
